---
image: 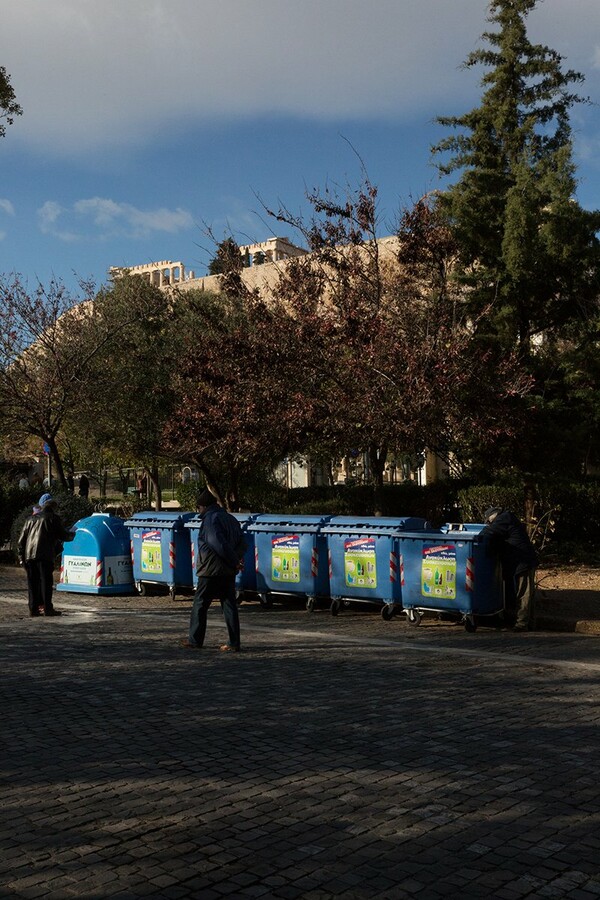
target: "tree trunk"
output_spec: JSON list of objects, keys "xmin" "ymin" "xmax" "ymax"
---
[
  {"xmin": 149, "ymin": 464, "xmax": 162, "ymax": 511},
  {"xmin": 48, "ymin": 437, "xmax": 66, "ymax": 490},
  {"xmin": 368, "ymin": 442, "xmax": 388, "ymax": 515},
  {"xmin": 191, "ymin": 455, "xmax": 224, "ymax": 508},
  {"xmin": 226, "ymin": 468, "xmax": 241, "ymax": 512}
]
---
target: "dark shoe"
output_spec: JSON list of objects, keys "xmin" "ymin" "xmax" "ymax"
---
[
  {"xmin": 220, "ymin": 644, "xmax": 241, "ymax": 653},
  {"xmin": 45, "ymin": 609, "xmax": 62, "ymax": 617},
  {"xmin": 180, "ymin": 639, "xmax": 201, "ymax": 649}
]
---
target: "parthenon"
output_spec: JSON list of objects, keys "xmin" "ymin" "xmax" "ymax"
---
[{"xmin": 109, "ymin": 260, "xmax": 195, "ymax": 287}]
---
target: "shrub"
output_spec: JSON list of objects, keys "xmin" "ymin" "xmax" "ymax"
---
[
  {"xmin": 0, "ymin": 476, "xmax": 42, "ymax": 545},
  {"xmin": 249, "ymin": 482, "xmax": 460, "ymax": 524},
  {"xmin": 457, "ymin": 478, "xmax": 600, "ymax": 560},
  {"xmin": 457, "ymin": 484, "xmax": 524, "ymax": 524}
]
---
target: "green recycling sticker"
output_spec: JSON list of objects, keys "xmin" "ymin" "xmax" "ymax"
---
[
  {"xmin": 344, "ymin": 537, "xmax": 377, "ymax": 589},
  {"xmin": 421, "ymin": 543, "xmax": 456, "ymax": 599}
]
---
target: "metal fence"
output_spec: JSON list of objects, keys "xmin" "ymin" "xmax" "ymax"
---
[{"xmin": 90, "ymin": 465, "xmax": 199, "ymax": 500}]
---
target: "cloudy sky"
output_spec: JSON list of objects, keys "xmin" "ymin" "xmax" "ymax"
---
[{"xmin": 1, "ymin": 0, "xmax": 599, "ymax": 291}]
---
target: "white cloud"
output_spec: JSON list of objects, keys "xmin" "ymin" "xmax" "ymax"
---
[
  {"xmin": 37, "ymin": 197, "xmax": 194, "ymax": 242},
  {"xmin": 3, "ymin": 0, "xmax": 599, "ymax": 159},
  {"xmin": 73, "ymin": 198, "xmax": 194, "ymax": 237},
  {"xmin": 37, "ymin": 201, "xmax": 80, "ymax": 242},
  {"xmin": 0, "ymin": 199, "xmax": 15, "ymax": 216}
]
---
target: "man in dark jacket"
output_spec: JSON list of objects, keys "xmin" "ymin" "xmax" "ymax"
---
[
  {"xmin": 18, "ymin": 494, "xmax": 75, "ymax": 617},
  {"xmin": 181, "ymin": 489, "xmax": 246, "ymax": 652},
  {"xmin": 480, "ymin": 507, "xmax": 538, "ymax": 631}
]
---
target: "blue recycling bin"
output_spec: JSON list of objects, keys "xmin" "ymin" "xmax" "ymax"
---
[
  {"xmin": 322, "ymin": 516, "xmax": 430, "ymax": 619},
  {"xmin": 56, "ymin": 513, "xmax": 135, "ymax": 595},
  {"xmin": 124, "ymin": 511, "xmax": 195, "ymax": 599},
  {"xmin": 248, "ymin": 514, "xmax": 332, "ymax": 609},
  {"xmin": 185, "ymin": 512, "xmax": 261, "ymax": 600},
  {"xmin": 400, "ymin": 522, "xmax": 504, "ymax": 631}
]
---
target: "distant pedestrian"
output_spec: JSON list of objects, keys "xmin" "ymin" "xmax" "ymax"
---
[
  {"xmin": 18, "ymin": 494, "xmax": 75, "ymax": 617},
  {"xmin": 181, "ymin": 488, "xmax": 246, "ymax": 653},
  {"xmin": 481, "ymin": 507, "xmax": 538, "ymax": 631},
  {"xmin": 67, "ymin": 473, "xmax": 74, "ymax": 493},
  {"xmin": 78, "ymin": 473, "xmax": 90, "ymax": 498},
  {"xmin": 136, "ymin": 473, "xmax": 147, "ymax": 499},
  {"xmin": 18, "ymin": 476, "xmax": 29, "ymax": 490}
]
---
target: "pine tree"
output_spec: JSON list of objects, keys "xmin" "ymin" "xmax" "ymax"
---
[
  {"xmin": 432, "ymin": 0, "xmax": 600, "ymax": 351},
  {"xmin": 207, "ymin": 237, "xmax": 244, "ymax": 276}
]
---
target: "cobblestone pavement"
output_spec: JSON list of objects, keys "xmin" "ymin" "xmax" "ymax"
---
[{"xmin": 1, "ymin": 566, "xmax": 600, "ymax": 899}]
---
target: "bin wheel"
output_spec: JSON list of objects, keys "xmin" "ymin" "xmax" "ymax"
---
[
  {"xmin": 342, "ymin": 599, "xmax": 352, "ymax": 609},
  {"xmin": 306, "ymin": 597, "xmax": 316, "ymax": 613},
  {"xmin": 169, "ymin": 587, "xmax": 177, "ymax": 601},
  {"xmin": 135, "ymin": 583, "xmax": 146, "ymax": 597},
  {"xmin": 406, "ymin": 609, "xmax": 421, "ymax": 627},
  {"xmin": 330, "ymin": 599, "xmax": 340, "ymax": 617},
  {"xmin": 259, "ymin": 594, "xmax": 273, "ymax": 609},
  {"xmin": 381, "ymin": 603, "xmax": 396, "ymax": 621},
  {"xmin": 464, "ymin": 617, "xmax": 477, "ymax": 633}
]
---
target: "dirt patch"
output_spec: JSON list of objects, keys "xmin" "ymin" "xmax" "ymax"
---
[{"xmin": 536, "ymin": 565, "xmax": 600, "ymax": 629}]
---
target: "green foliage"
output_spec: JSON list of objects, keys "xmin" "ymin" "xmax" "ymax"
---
[
  {"xmin": 176, "ymin": 482, "xmax": 205, "ymax": 512},
  {"xmin": 457, "ymin": 483, "xmax": 525, "ymax": 523},
  {"xmin": 432, "ymin": 0, "xmax": 599, "ymax": 349},
  {"xmin": 0, "ymin": 66, "xmax": 22, "ymax": 138},
  {"xmin": 207, "ymin": 237, "xmax": 243, "ymax": 276},
  {"xmin": 68, "ymin": 275, "xmax": 174, "ymax": 473},
  {"xmin": 458, "ymin": 479, "xmax": 600, "ymax": 560},
  {"xmin": 0, "ymin": 477, "xmax": 37, "ymax": 544},
  {"xmin": 245, "ymin": 482, "xmax": 460, "ymax": 526}
]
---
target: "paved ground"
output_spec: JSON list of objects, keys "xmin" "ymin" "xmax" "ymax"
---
[{"xmin": 1, "ymin": 565, "xmax": 600, "ymax": 899}]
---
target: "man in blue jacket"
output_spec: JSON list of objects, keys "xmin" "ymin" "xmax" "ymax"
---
[
  {"xmin": 181, "ymin": 488, "xmax": 246, "ymax": 652},
  {"xmin": 481, "ymin": 507, "xmax": 538, "ymax": 631}
]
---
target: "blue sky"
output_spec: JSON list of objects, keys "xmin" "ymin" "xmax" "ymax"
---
[{"xmin": 1, "ymin": 0, "xmax": 599, "ymax": 294}]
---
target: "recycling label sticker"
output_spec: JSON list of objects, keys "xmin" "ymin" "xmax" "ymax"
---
[
  {"xmin": 421, "ymin": 543, "xmax": 456, "ymax": 599},
  {"xmin": 344, "ymin": 537, "xmax": 377, "ymax": 589}
]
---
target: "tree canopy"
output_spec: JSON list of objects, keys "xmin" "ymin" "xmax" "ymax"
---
[{"xmin": 432, "ymin": 0, "xmax": 600, "ymax": 351}]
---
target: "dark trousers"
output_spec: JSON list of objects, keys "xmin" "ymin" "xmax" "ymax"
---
[
  {"xmin": 24, "ymin": 560, "xmax": 55, "ymax": 615},
  {"xmin": 189, "ymin": 575, "xmax": 241, "ymax": 649}
]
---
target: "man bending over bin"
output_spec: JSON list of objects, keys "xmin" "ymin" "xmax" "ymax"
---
[
  {"xmin": 481, "ymin": 507, "xmax": 538, "ymax": 631},
  {"xmin": 181, "ymin": 488, "xmax": 247, "ymax": 652},
  {"xmin": 18, "ymin": 493, "xmax": 75, "ymax": 617}
]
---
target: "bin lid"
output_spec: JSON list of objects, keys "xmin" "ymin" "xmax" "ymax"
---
[
  {"xmin": 233, "ymin": 512, "xmax": 260, "ymax": 525},
  {"xmin": 72, "ymin": 513, "xmax": 129, "ymax": 536},
  {"xmin": 321, "ymin": 516, "xmax": 430, "ymax": 536},
  {"xmin": 185, "ymin": 512, "xmax": 260, "ymax": 530},
  {"xmin": 124, "ymin": 511, "xmax": 195, "ymax": 528},
  {"xmin": 441, "ymin": 522, "xmax": 485, "ymax": 535},
  {"xmin": 248, "ymin": 513, "xmax": 333, "ymax": 534}
]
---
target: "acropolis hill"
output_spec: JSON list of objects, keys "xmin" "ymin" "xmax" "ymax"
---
[{"xmin": 110, "ymin": 235, "xmax": 401, "ymax": 296}]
